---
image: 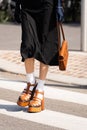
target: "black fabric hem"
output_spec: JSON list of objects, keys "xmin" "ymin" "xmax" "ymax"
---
[{"xmin": 21, "ymin": 53, "xmax": 59, "ymax": 66}]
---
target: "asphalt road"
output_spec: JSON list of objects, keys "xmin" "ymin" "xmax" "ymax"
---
[{"xmin": 0, "ymin": 23, "xmax": 81, "ymax": 51}]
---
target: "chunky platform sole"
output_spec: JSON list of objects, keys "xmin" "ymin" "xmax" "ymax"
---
[
  {"xmin": 28, "ymin": 99, "xmax": 44, "ymax": 113},
  {"xmin": 28, "ymin": 106, "xmax": 44, "ymax": 113},
  {"xmin": 17, "ymin": 100, "xmax": 29, "ymax": 107}
]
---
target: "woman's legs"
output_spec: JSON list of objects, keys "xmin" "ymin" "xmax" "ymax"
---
[
  {"xmin": 28, "ymin": 62, "xmax": 49, "ymax": 112},
  {"xmin": 25, "ymin": 58, "xmax": 49, "ymax": 84},
  {"xmin": 18, "ymin": 57, "xmax": 49, "ymax": 112}
]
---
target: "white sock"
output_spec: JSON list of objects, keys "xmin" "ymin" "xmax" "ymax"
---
[
  {"xmin": 26, "ymin": 72, "xmax": 36, "ymax": 91},
  {"xmin": 36, "ymin": 79, "xmax": 45, "ymax": 91}
]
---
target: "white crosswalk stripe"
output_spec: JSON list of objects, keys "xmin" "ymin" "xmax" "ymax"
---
[
  {"xmin": 0, "ymin": 80, "xmax": 87, "ymax": 105},
  {"xmin": 0, "ymin": 80, "xmax": 87, "ymax": 130}
]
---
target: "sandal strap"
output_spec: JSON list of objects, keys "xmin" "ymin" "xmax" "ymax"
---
[
  {"xmin": 29, "ymin": 90, "xmax": 44, "ymax": 107},
  {"xmin": 22, "ymin": 82, "xmax": 37, "ymax": 94},
  {"xmin": 33, "ymin": 90, "xmax": 44, "ymax": 101}
]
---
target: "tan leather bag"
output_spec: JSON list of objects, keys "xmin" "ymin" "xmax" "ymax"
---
[{"xmin": 57, "ymin": 22, "xmax": 69, "ymax": 71}]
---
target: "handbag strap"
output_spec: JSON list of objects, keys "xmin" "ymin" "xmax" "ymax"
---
[
  {"xmin": 57, "ymin": 22, "xmax": 61, "ymax": 51},
  {"xmin": 57, "ymin": 22, "xmax": 65, "ymax": 51},
  {"xmin": 59, "ymin": 22, "xmax": 65, "ymax": 41}
]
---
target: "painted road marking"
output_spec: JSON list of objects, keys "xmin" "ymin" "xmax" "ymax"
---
[
  {"xmin": 0, "ymin": 99, "xmax": 87, "ymax": 130},
  {"xmin": 0, "ymin": 80, "xmax": 87, "ymax": 105}
]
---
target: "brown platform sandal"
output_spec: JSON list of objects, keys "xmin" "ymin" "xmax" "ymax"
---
[
  {"xmin": 28, "ymin": 90, "xmax": 44, "ymax": 113},
  {"xmin": 17, "ymin": 82, "xmax": 37, "ymax": 107}
]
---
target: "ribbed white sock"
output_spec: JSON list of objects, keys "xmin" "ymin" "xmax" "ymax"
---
[
  {"xmin": 36, "ymin": 79, "xmax": 45, "ymax": 91},
  {"xmin": 26, "ymin": 72, "xmax": 36, "ymax": 91}
]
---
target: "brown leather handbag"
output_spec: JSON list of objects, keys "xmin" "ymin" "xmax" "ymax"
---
[{"xmin": 57, "ymin": 22, "xmax": 69, "ymax": 71}]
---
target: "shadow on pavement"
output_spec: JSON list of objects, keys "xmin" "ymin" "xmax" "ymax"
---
[{"xmin": 0, "ymin": 104, "xmax": 27, "ymax": 112}]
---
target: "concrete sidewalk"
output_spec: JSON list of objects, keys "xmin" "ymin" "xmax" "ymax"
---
[{"xmin": 0, "ymin": 50, "xmax": 87, "ymax": 86}]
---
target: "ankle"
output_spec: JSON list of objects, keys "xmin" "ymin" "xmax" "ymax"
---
[
  {"xmin": 36, "ymin": 79, "xmax": 45, "ymax": 92},
  {"xmin": 26, "ymin": 72, "xmax": 35, "ymax": 84}
]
